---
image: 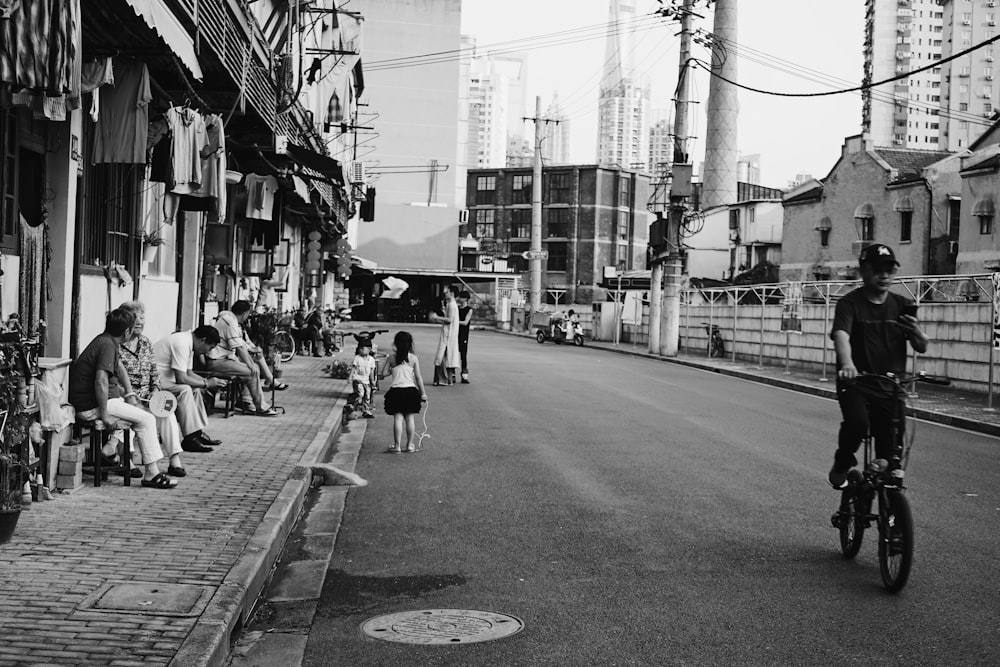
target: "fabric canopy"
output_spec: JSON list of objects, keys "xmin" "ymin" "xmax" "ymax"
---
[
  {"xmin": 973, "ymin": 198, "xmax": 995, "ymax": 216},
  {"xmin": 893, "ymin": 196, "xmax": 914, "ymax": 212},
  {"xmin": 853, "ymin": 202, "xmax": 875, "ymax": 218},
  {"xmin": 286, "ymin": 143, "xmax": 345, "ymax": 185},
  {"xmin": 124, "ymin": 0, "xmax": 203, "ymax": 80}
]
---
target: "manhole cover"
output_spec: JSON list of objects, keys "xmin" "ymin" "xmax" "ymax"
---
[
  {"xmin": 77, "ymin": 582, "xmax": 214, "ymax": 617},
  {"xmin": 361, "ymin": 609, "xmax": 524, "ymax": 645}
]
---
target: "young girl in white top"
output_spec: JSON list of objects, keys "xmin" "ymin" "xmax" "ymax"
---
[{"xmin": 379, "ymin": 331, "xmax": 427, "ymax": 453}]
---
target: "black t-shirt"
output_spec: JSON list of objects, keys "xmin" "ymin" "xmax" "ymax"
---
[
  {"xmin": 458, "ymin": 306, "xmax": 471, "ymax": 336},
  {"xmin": 68, "ymin": 333, "xmax": 122, "ymax": 411},
  {"xmin": 831, "ymin": 288, "xmax": 912, "ymax": 374}
]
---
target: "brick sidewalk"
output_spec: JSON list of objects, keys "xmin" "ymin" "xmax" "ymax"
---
[
  {"xmin": 499, "ymin": 328, "xmax": 1000, "ymax": 437},
  {"xmin": 0, "ymin": 354, "xmax": 349, "ymax": 667}
]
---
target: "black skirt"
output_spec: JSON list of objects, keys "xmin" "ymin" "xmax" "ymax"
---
[{"xmin": 384, "ymin": 386, "xmax": 422, "ymax": 415}]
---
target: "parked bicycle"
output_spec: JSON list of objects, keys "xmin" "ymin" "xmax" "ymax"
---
[
  {"xmin": 272, "ymin": 312, "xmax": 297, "ymax": 363},
  {"xmin": 830, "ymin": 371, "xmax": 950, "ymax": 593},
  {"xmin": 702, "ymin": 322, "xmax": 725, "ymax": 358}
]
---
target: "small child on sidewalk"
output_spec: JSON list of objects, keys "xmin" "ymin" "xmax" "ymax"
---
[
  {"xmin": 351, "ymin": 343, "xmax": 377, "ymax": 418},
  {"xmin": 379, "ymin": 331, "xmax": 427, "ymax": 453}
]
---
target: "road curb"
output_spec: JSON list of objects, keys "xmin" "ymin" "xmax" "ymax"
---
[
  {"xmin": 169, "ymin": 385, "xmax": 349, "ymax": 667},
  {"xmin": 492, "ymin": 328, "xmax": 1000, "ymax": 439}
]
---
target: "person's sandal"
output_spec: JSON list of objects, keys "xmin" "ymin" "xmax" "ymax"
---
[
  {"xmin": 387, "ymin": 446, "xmax": 401, "ymax": 453},
  {"xmin": 255, "ymin": 408, "xmax": 280, "ymax": 417},
  {"xmin": 141, "ymin": 473, "xmax": 177, "ymax": 489},
  {"xmin": 167, "ymin": 466, "xmax": 187, "ymax": 477}
]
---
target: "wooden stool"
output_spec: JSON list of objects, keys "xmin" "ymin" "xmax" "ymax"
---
[{"xmin": 77, "ymin": 419, "xmax": 133, "ymax": 487}]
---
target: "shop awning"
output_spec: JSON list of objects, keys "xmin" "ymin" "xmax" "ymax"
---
[
  {"xmin": 286, "ymin": 143, "xmax": 345, "ymax": 185},
  {"xmin": 973, "ymin": 198, "xmax": 995, "ymax": 216},
  {"xmin": 853, "ymin": 202, "xmax": 875, "ymax": 218},
  {"xmin": 123, "ymin": 0, "xmax": 203, "ymax": 80}
]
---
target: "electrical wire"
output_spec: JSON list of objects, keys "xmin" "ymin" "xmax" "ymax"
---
[
  {"xmin": 692, "ymin": 31, "xmax": 1000, "ymax": 99},
  {"xmin": 366, "ymin": 15, "xmax": 663, "ymax": 72},
  {"xmin": 366, "ymin": 12, "xmax": 658, "ymax": 67}
]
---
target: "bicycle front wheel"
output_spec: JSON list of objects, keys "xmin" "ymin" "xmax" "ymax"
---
[
  {"xmin": 274, "ymin": 331, "xmax": 296, "ymax": 363},
  {"xmin": 878, "ymin": 489, "xmax": 913, "ymax": 593},
  {"xmin": 838, "ymin": 487, "xmax": 866, "ymax": 559}
]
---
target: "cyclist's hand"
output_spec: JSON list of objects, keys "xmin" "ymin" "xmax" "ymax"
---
[{"xmin": 838, "ymin": 365, "xmax": 858, "ymax": 381}]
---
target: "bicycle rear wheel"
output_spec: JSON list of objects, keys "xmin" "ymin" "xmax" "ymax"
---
[
  {"xmin": 838, "ymin": 487, "xmax": 866, "ymax": 559},
  {"xmin": 878, "ymin": 489, "xmax": 913, "ymax": 593},
  {"xmin": 274, "ymin": 331, "xmax": 296, "ymax": 363}
]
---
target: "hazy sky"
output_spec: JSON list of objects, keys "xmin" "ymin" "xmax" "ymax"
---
[{"xmin": 460, "ymin": 0, "xmax": 866, "ymax": 188}]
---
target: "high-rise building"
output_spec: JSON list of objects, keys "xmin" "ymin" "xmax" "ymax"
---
[
  {"xmin": 863, "ymin": 0, "xmax": 945, "ymax": 149},
  {"xmin": 540, "ymin": 94, "xmax": 570, "ymax": 165},
  {"xmin": 940, "ymin": 0, "xmax": 999, "ymax": 150},
  {"xmin": 648, "ymin": 108, "xmax": 672, "ymax": 177},
  {"xmin": 460, "ymin": 39, "xmax": 528, "ymax": 171},
  {"xmin": 597, "ymin": 0, "xmax": 650, "ymax": 170}
]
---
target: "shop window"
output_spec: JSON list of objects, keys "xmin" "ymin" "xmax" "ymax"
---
[{"xmin": 545, "ymin": 241, "xmax": 568, "ymax": 271}]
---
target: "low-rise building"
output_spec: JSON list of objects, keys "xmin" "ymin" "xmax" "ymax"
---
[{"xmin": 780, "ymin": 135, "xmax": 961, "ymax": 281}]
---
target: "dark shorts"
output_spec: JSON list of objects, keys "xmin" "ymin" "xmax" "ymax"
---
[{"xmin": 384, "ymin": 386, "xmax": 421, "ymax": 415}]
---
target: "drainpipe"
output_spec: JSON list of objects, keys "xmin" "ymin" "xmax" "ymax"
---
[
  {"xmin": 924, "ymin": 178, "xmax": 934, "ymax": 275},
  {"xmin": 570, "ymin": 167, "xmax": 580, "ymax": 303}
]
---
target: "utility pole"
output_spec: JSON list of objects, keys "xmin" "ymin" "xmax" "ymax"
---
[
  {"xmin": 650, "ymin": 0, "xmax": 695, "ymax": 356},
  {"xmin": 525, "ymin": 96, "xmax": 545, "ymax": 310}
]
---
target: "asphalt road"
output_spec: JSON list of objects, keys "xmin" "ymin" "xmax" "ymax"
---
[{"xmin": 303, "ymin": 326, "xmax": 1000, "ymax": 666}]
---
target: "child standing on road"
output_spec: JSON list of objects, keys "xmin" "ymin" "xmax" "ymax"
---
[
  {"xmin": 379, "ymin": 331, "xmax": 427, "ymax": 453},
  {"xmin": 351, "ymin": 343, "xmax": 377, "ymax": 418}
]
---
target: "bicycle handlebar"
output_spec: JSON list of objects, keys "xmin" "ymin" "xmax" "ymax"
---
[{"xmin": 856, "ymin": 371, "xmax": 951, "ymax": 387}]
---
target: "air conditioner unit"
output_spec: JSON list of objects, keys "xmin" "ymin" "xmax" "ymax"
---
[
  {"xmin": 894, "ymin": 138, "xmax": 905, "ymax": 145},
  {"xmin": 852, "ymin": 240, "xmax": 873, "ymax": 256},
  {"xmin": 350, "ymin": 161, "xmax": 366, "ymax": 184},
  {"xmin": 963, "ymin": 19, "xmax": 971, "ymax": 25},
  {"xmin": 988, "ymin": 56, "xmax": 995, "ymax": 62},
  {"xmin": 985, "ymin": 111, "xmax": 995, "ymax": 117},
  {"xmin": 988, "ymin": 75, "xmax": 995, "ymax": 80},
  {"xmin": 949, "ymin": 241, "xmax": 959, "ymax": 255}
]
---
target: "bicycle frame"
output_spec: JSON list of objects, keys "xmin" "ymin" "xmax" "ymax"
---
[{"xmin": 833, "ymin": 371, "xmax": 949, "ymax": 592}]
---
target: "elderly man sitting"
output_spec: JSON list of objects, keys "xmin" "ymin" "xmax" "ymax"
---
[
  {"xmin": 153, "ymin": 326, "xmax": 227, "ymax": 450},
  {"xmin": 204, "ymin": 300, "xmax": 280, "ymax": 416},
  {"xmin": 69, "ymin": 308, "xmax": 176, "ymax": 489}
]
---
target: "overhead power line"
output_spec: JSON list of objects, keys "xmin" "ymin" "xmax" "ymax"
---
[{"xmin": 366, "ymin": 14, "xmax": 662, "ymax": 71}]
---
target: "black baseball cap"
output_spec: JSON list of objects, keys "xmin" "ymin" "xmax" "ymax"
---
[{"xmin": 858, "ymin": 243, "xmax": 899, "ymax": 266}]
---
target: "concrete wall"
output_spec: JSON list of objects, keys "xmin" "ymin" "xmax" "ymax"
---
[{"xmin": 354, "ymin": 0, "xmax": 462, "ymax": 271}]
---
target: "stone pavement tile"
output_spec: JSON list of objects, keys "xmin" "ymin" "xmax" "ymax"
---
[{"xmin": 0, "ymin": 355, "xmax": 348, "ymax": 666}]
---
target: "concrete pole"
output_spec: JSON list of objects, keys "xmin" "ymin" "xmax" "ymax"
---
[
  {"xmin": 530, "ymin": 95, "xmax": 544, "ymax": 310},
  {"xmin": 702, "ymin": 0, "xmax": 739, "ymax": 212},
  {"xmin": 659, "ymin": 0, "xmax": 696, "ymax": 357}
]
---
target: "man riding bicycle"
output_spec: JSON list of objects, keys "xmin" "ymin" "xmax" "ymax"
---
[{"xmin": 828, "ymin": 243, "xmax": 929, "ymax": 489}]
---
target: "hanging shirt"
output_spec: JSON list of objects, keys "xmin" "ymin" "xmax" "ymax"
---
[
  {"xmin": 166, "ymin": 106, "xmax": 207, "ymax": 193},
  {"xmin": 92, "ymin": 59, "xmax": 151, "ymax": 164},
  {"xmin": 244, "ymin": 174, "xmax": 278, "ymax": 220},
  {"xmin": 189, "ymin": 114, "xmax": 227, "ymax": 220}
]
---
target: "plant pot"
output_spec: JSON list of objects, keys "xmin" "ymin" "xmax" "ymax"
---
[
  {"xmin": 0, "ymin": 509, "xmax": 21, "ymax": 544},
  {"xmin": 142, "ymin": 243, "xmax": 160, "ymax": 263}
]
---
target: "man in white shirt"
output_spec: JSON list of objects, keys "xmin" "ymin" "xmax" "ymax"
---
[
  {"xmin": 153, "ymin": 325, "xmax": 226, "ymax": 450},
  {"xmin": 203, "ymin": 300, "xmax": 279, "ymax": 416}
]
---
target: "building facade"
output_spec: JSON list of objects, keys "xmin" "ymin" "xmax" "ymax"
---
[
  {"xmin": 462, "ymin": 166, "xmax": 652, "ymax": 303},
  {"xmin": 863, "ymin": 0, "xmax": 945, "ymax": 149},
  {"xmin": 0, "ymin": 0, "xmax": 357, "ymax": 359},
  {"xmin": 352, "ymin": 0, "xmax": 463, "ymax": 272},
  {"xmin": 648, "ymin": 108, "xmax": 672, "ymax": 177},
  {"xmin": 940, "ymin": 0, "xmax": 1000, "ymax": 150},
  {"xmin": 780, "ymin": 135, "xmax": 961, "ymax": 281},
  {"xmin": 596, "ymin": 0, "xmax": 650, "ymax": 170}
]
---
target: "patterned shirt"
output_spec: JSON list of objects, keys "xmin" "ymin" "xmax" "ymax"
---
[{"xmin": 120, "ymin": 334, "xmax": 159, "ymax": 401}]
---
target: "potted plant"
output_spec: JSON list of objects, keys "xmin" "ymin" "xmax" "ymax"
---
[
  {"xmin": 0, "ymin": 341, "xmax": 30, "ymax": 544},
  {"xmin": 142, "ymin": 230, "xmax": 165, "ymax": 263}
]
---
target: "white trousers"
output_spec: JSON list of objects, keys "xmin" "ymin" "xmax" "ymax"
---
[{"xmin": 96, "ymin": 398, "xmax": 163, "ymax": 465}]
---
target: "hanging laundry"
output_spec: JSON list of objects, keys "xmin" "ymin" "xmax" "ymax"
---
[
  {"xmin": 0, "ymin": 0, "xmax": 81, "ymax": 108},
  {"xmin": 81, "ymin": 57, "xmax": 113, "ymax": 122},
  {"xmin": 244, "ymin": 174, "xmax": 278, "ymax": 221},
  {"xmin": 181, "ymin": 114, "xmax": 227, "ymax": 221},
  {"xmin": 166, "ymin": 105, "xmax": 207, "ymax": 193},
  {"xmin": 92, "ymin": 59, "xmax": 152, "ymax": 164}
]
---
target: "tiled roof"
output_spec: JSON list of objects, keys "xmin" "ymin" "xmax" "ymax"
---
[{"xmin": 872, "ymin": 147, "xmax": 953, "ymax": 179}]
